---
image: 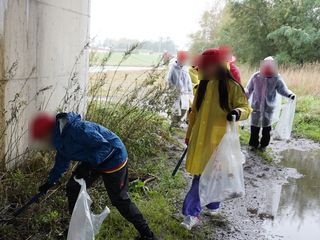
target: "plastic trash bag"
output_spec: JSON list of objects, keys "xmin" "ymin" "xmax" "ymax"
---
[
  {"xmin": 67, "ymin": 178, "xmax": 110, "ymax": 240},
  {"xmin": 274, "ymin": 99, "xmax": 296, "ymax": 140},
  {"xmin": 272, "ymin": 93, "xmax": 282, "ymax": 124},
  {"xmin": 199, "ymin": 121, "xmax": 245, "ymax": 206}
]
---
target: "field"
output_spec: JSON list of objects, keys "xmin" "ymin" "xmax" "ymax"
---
[{"xmin": 90, "ymin": 51, "xmax": 163, "ymax": 67}]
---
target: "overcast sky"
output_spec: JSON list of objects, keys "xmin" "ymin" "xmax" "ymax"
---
[{"xmin": 90, "ymin": 0, "xmax": 217, "ymax": 49}]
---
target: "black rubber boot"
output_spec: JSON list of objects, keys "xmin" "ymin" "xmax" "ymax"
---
[{"xmin": 135, "ymin": 232, "xmax": 158, "ymax": 240}]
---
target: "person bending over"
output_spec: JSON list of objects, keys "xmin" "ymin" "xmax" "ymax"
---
[{"xmin": 30, "ymin": 112, "xmax": 157, "ymax": 240}]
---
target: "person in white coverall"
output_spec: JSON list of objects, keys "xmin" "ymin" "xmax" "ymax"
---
[
  {"xmin": 167, "ymin": 51, "xmax": 193, "ymax": 127},
  {"xmin": 246, "ymin": 56, "xmax": 296, "ymax": 150}
]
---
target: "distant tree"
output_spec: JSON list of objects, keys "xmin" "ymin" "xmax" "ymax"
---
[
  {"xmin": 190, "ymin": 0, "xmax": 320, "ymax": 65},
  {"xmin": 266, "ymin": 0, "xmax": 320, "ymax": 64},
  {"xmin": 189, "ymin": 8, "xmax": 223, "ymax": 53}
]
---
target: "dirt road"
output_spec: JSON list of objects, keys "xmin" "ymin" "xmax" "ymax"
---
[{"xmin": 172, "ymin": 131, "xmax": 320, "ymax": 240}]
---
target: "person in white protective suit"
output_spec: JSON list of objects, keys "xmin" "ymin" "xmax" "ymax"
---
[
  {"xmin": 246, "ymin": 57, "xmax": 296, "ymax": 150},
  {"xmin": 167, "ymin": 51, "xmax": 193, "ymax": 127}
]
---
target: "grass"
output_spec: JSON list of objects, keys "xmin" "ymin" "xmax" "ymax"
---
[
  {"xmin": 88, "ymin": 69, "xmax": 166, "ymax": 97},
  {"xmin": 96, "ymin": 154, "xmax": 209, "ymax": 240},
  {"xmin": 0, "ymin": 149, "xmax": 211, "ymax": 240},
  {"xmin": 293, "ymin": 96, "xmax": 320, "ymax": 141},
  {"xmin": 240, "ymin": 128, "xmax": 273, "ymax": 163},
  {"xmin": 90, "ymin": 51, "xmax": 163, "ymax": 67},
  {"xmin": 0, "ymin": 46, "xmax": 208, "ymax": 239}
]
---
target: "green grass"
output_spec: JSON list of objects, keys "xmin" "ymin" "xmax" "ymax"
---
[
  {"xmin": 293, "ymin": 96, "xmax": 320, "ymax": 141},
  {"xmin": 240, "ymin": 128, "xmax": 250, "ymax": 145},
  {"xmin": 255, "ymin": 149, "xmax": 273, "ymax": 163},
  {"xmin": 240, "ymin": 128, "xmax": 273, "ymax": 162},
  {"xmin": 96, "ymin": 154, "xmax": 210, "ymax": 240},
  {"xmin": 90, "ymin": 52, "xmax": 163, "ymax": 67}
]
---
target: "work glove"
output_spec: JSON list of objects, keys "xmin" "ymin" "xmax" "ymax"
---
[
  {"xmin": 227, "ymin": 109, "xmax": 241, "ymax": 121},
  {"xmin": 74, "ymin": 162, "xmax": 92, "ymax": 180},
  {"xmin": 288, "ymin": 94, "xmax": 296, "ymax": 100},
  {"xmin": 38, "ymin": 181, "xmax": 54, "ymax": 194}
]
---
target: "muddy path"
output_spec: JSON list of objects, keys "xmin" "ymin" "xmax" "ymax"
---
[{"xmin": 170, "ymin": 130, "xmax": 320, "ymax": 240}]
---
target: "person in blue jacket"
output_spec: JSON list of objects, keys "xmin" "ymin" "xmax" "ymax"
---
[{"xmin": 30, "ymin": 112, "xmax": 157, "ymax": 240}]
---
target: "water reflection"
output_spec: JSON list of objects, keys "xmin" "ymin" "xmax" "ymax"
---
[{"xmin": 264, "ymin": 149, "xmax": 320, "ymax": 239}]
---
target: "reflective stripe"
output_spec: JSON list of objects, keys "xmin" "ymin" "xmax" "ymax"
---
[{"xmin": 98, "ymin": 159, "xmax": 128, "ymax": 174}]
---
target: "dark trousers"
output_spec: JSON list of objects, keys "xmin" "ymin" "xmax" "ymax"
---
[
  {"xmin": 171, "ymin": 109, "xmax": 187, "ymax": 127},
  {"xmin": 249, "ymin": 126, "xmax": 272, "ymax": 148},
  {"xmin": 66, "ymin": 163, "xmax": 152, "ymax": 236}
]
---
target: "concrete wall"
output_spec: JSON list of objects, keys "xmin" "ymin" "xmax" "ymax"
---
[{"xmin": 0, "ymin": 0, "xmax": 90, "ymax": 167}]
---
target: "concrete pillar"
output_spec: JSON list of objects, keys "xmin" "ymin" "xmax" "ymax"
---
[{"xmin": 0, "ymin": 0, "xmax": 90, "ymax": 168}]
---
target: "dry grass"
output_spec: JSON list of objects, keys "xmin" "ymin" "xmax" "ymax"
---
[
  {"xmin": 89, "ymin": 69, "xmax": 166, "ymax": 97},
  {"xmin": 239, "ymin": 63, "xmax": 320, "ymax": 97}
]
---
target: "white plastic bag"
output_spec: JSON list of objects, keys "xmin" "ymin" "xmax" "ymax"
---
[
  {"xmin": 274, "ymin": 99, "xmax": 296, "ymax": 140},
  {"xmin": 67, "ymin": 178, "xmax": 110, "ymax": 240},
  {"xmin": 272, "ymin": 93, "xmax": 282, "ymax": 124},
  {"xmin": 199, "ymin": 121, "xmax": 245, "ymax": 206}
]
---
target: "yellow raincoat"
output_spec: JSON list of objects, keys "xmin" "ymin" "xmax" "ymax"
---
[
  {"xmin": 189, "ymin": 67, "xmax": 200, "ymax": 94},
  {"xmin": 185, "ymin": 79, "xmax": 252, "ymax": 175}
]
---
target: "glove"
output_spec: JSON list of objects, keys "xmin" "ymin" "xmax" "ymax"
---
[
  {"xmin": 38, "ymin": 181, "xmax": 54, "ymax": 194},
  {"xmin": 227, "ymin": 109, "xmax": 241, "ymax": 121},
  {"xmin": 288, "ymin": 94, "xmax": 296, "ymax": 100},
  {"xmin": 74, "ymin": 162, "xmax": 92, "ymax": 179}
]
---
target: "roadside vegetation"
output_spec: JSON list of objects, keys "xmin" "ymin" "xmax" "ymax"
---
[{"xmin": 0, "ymin": 47, "xmax": 212, "ymax": 240}]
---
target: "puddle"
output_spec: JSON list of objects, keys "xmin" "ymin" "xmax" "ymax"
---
[{"xmin": 263, "ymin": 149, "xmax": 320, "ymax": 239}]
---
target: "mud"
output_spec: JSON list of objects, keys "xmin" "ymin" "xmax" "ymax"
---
[{"xmin": 171, "ymin": 131, "xmax": 320, "ymax": 240}]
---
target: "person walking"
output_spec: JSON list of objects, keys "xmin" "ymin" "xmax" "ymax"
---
[
  {"xmin": 167, "ymin": 51, "xmax": 193, "ymax": 127},
  {"xmin": 181, "ymin": 48, "xmax": 251, "ymax": 230},
  {"xmin": 246, "ymin": 56, "xmax": 295, "ymax": 151}
]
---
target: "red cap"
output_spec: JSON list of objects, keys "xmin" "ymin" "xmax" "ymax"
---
[
  {"xmin": 219, "ymin": 45, "xmax": 231, "ymax": 54},
  {"xmin": 219, "ymin": 45, "xmax": 237, "ymax": 63},
  {"xmin": 30, "ymin": 113, "xmax": 55, "ymax": 140},
  {"xmin": 177, "ymin": 51, "xmax": 188, "ymax": 62},
  {"xmin": 229, "ymin": 62, "xmax": 241, "ymax": 83},
  {"xmin": 199, "ymin": 48, "xmax": 226, "ymax": 69}
]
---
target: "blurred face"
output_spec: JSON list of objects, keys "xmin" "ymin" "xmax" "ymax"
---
[
  {"xmin": 261, "ymin": 60, "xmax": 278, "ymax": 77},
  {"xmin": 177, "ymin": 59, "xmax": 187, "ymax": 66},
  {"xmin": 201, "ymin": 62, "xmax": 220, "ymax": 80},
  {"xmin": 32, "ymin": 131, "xmax": 54, "ymax": 150},
  {"xmin": 190, "ymin": 55, "xmax": 200, "ymax": 67}
]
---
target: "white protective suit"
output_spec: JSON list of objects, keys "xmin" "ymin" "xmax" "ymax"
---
[
  {"xmin": 167, "ymin": 61, "xmax": 193, "ymax": 115},
  {"xmin": 246, "ymin": 71, "xmax": 292, "ymax": 127}
]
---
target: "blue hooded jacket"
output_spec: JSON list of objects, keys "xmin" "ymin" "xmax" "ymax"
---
[{"xmin": 47, "ymin": 112, "xmax": 128, "ymax": 184}]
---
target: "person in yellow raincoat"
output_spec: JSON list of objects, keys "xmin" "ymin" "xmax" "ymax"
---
[
  {"xmin": 181, "ymin": 48, "xmax": 252, "ymax": 230},
  {"xmin": 189, "ymin": 54, "xmax": 200, "ymax": 93}
]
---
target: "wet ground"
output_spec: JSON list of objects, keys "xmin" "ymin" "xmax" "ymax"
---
[
  {"xmin": 172, "ymin": 132, "xmax": 320, "ymax": 240},
  {"xmin": 263, "ymin": 148, "xmax": 320, "ymax": 240}
]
